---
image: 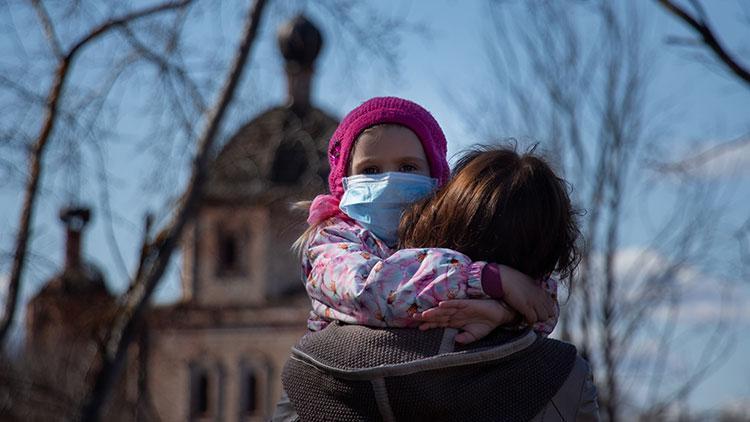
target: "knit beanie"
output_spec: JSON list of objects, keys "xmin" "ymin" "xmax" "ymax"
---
[
  {"xmin": 307, "ymin": 97, "xmax": 450, "ymax": 226},
  {"xmin": 327, "ymin": 97, "xmax": 450, "ymax": 198}
]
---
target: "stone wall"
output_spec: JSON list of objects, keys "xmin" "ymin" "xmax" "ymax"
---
[{"xmin": 146, "ymin": 309, "xmax": 308, "ymax": 421}]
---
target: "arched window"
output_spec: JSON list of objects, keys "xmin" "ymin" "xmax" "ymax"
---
[
  {"xmin": 270, "ymin": 138, "xmax": 308, "ymax": 185},
  {"xmin": 219, "ymin": 234, "xmax": 237, "ymax": 271},
  {"xmin": 242, "ymin": 370, "xmax": 257, "ymax": 414},
  {"xmin": 216, "ymin": 228, "xmax": 246, "ymax": 277},
  {"xmin": 190, "ymin": 367, "xmax": 210, "ymax": 416},
  {"xmin": 239, "ymin": 359, "xmax": 268, "ymax": 418}
]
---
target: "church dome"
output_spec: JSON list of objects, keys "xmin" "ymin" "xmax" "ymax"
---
[
  {"xmin": 39, "ymin": 263, "xmax": 109, "ymax": 297},
  {"xmin": 204, "ymin": 14, "xmax": 337, "ymax": 205},
  {"xmin": 278, "ymin": 15, "xmax": 323, "ymax": 71},
  {"xmin": 204, "ymin": 106, "xmax": 337, "ymax": 204}
]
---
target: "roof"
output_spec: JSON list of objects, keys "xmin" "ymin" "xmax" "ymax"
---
[
  {"xmin": 35, "ymin": 262, "xmax": 110, "ymax": 298},
  {"xmin": 204, "ymin": 106, "xmax": 338, "ymax": 205}
]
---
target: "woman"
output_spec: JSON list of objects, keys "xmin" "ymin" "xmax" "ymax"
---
[{"xmin": 277, "ymin": 146, "xmax": 599, "ymax": 421}]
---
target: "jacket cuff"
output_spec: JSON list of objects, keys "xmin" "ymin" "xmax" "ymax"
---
[
  {"xmin": 481, "ymin": 263, "xmax": 505, "ymax": 299},
  {"xmin": 467, "ymin": 261, "xmax": 488, "ymax": 298}
]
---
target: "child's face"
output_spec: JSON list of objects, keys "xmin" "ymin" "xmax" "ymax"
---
[{"xmin": 348, "ymin": 125, "xmax": 430, "ymax": 177}]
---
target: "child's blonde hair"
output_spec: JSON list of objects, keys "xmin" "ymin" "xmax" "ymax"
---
[{"xmin": 291, "ymin": 201, "xmax": 319, "ymax": 255}]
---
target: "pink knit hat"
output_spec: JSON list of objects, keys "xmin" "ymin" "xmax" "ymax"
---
[
  {"xmin": 327, "ymin": 96, "xmax": 450, "ymax": 198},
  {"xmin": 307, "ymin": 97, "xmax": 450, "ymax": 226}
]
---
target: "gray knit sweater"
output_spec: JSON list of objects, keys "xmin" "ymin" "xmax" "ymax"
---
[{"xmin": 281, "ymin": 323, "xmax": 599, "ymax": 421}]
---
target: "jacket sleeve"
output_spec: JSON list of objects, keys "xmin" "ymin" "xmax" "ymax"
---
[
  {"xmin": 535, "ymin": 355, "xmax": 600, "ymax": 421},
  {"xmin": 575, "ymin": 358, "xmax": 601, "ymax": 422},
  {"xmin": 304, "ymin": 219, "xmax": 489, "ymax": 328}
]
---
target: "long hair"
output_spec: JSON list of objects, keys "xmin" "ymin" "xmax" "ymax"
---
[{"xmin": 399, "ymin": 146, "xmax": 581, "ymax": 281}]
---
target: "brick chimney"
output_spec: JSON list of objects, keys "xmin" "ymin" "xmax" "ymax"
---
[{"xmin": 59, "ymin": 207, "xmax": 91, "ymax": 271}]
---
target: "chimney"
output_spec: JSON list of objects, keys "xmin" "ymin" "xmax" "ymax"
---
[
  {"xmin": 59, "ymin": 207, "xmax": 91, "ymax": 271},
  {"xmin": 277, "ymin": 15, "xmax": 323, "ymax": 115}
]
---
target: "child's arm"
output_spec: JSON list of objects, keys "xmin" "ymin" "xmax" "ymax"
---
[
  {"xmin": 304, "ymin": 218, "xmax": 485, "ymax": 327},
  {"xmin": 304, "ymin": 218, "xmax": 554, "ymax": 328},
  {"xmin": 483, "ymin": 264, "xmax": 557, "ymax": 328},
  {"xmin": 414, "ymin": 299, "xmax": 519, "ymax": 344},
  {"xmin": 414, "ymin": 276, "xmax": 560, "ymax": 341}
]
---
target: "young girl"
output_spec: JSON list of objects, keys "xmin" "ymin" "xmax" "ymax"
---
[{"xmin": 298, "ymin": 96, "xmax": 557, "ymax": 339}]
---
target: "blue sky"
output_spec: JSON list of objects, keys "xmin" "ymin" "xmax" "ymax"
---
[{"xmin": 1, "ymin": 0, "xmax": 749, "ymax": 415}]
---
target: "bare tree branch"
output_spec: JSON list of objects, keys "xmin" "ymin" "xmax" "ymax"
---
[
  {"xmin": 0, "ymin": 0, "xmax": 194, "ymax": 351},
  {"xmin": 78, "ymin": 1, "xmax": 268, "ymax": 420},
  {"xmin": 656, "ymin": 0, "xmax": 750, "ymax": 87},
  {"xmin": 643, "ymin": 292, "xmax": 736, "ymax": 417},
  {"xmin": 30, "ymin": 0, "xmax": 64, "ymax": 59},
  {"xmin": 0, "ymin": 74, "xmax": 47, "ymax": 105},
  {"xmin": 117, "ymin": 23, "xmax": 207, "ymax": 114},
  {"xmin": 651, "ymin": 133, "xmax": 750, "ymax": 173}
]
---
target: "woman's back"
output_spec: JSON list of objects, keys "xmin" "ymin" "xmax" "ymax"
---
[{"xmin": 282, "ymin": 323, "xmax": 597, "ymax": 421}]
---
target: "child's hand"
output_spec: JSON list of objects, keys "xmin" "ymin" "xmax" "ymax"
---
[
  {"xmin": 498, "ymin": 265, "xmax": 555, "ymax": 325},
  {"xmin": 413, "ymin": 300, "xmax": 517, "ymax": 344}
]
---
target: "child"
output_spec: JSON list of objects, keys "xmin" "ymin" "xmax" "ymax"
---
[{"xmin": 297, "ymin": 97, "xmax": 557, "ymax": 339}]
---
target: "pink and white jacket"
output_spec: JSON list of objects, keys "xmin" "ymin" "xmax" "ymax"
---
[{"xmin": 303, "ymin": 216, "xmax": 559, "ymax": 335}]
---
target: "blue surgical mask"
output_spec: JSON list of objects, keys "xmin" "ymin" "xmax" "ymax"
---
[{"xmin": 339, "ymin": 172, "xmax": 438, "ymax": 246}]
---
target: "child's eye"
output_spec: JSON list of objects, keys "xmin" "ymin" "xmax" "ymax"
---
[
  {"xmin": 361, "ymin": 167, "xmax": 380, "ymax": 175},
  {"xmin": 399, "ymin": 164, "xmax": 418, "ymax": 173}
]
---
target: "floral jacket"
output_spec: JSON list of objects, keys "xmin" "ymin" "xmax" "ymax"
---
[{"xmin": 303, "ymin": 216, "xmax": 558, "ymax": 335}]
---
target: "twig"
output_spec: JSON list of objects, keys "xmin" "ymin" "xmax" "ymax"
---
[
  {"xmin": 656, "ymin": 0, "xmax": 750, "ymax": 87},
  {"xmin": 30, "ymin": 0, "xmax": 64, "ymax": 59},
  {"xmin": 651, "ymin": 134, "xmax": 750, "ymax": 173}
]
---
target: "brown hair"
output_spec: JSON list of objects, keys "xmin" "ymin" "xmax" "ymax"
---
[{"xmin": 399, "ymin": 146, "xmax": 581, "ymax": 280}]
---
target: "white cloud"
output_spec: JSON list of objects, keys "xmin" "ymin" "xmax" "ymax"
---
[
  {"xmin": 716, "ymin": 396, "xmax": 750, "ymax": 417},
  {"xmin": 664, "ymin": 137, "xmax": 750, "ymax": 180},
  {"xmin": 575, "ymin": 246, "xmax": 747, "ymax": 328},
  {"xmin": 624, "ymin": 249, "xmax": 748, "ymax": 326},
  {"xmin": 559, "ymin": 246, "xmax": 747, "ymax": 410}
]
